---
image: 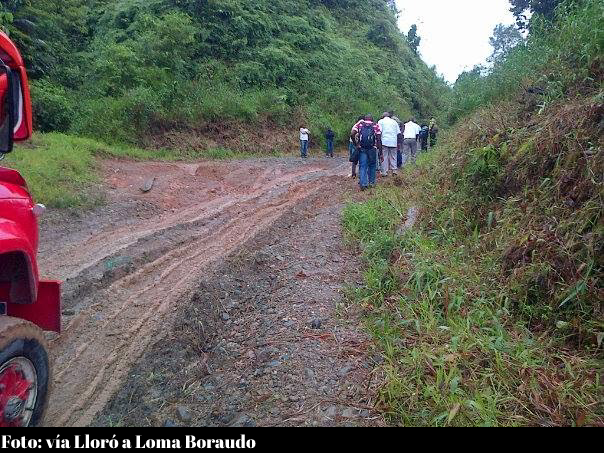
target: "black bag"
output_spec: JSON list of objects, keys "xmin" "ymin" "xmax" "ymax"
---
[
  {"xmin": 349, "ymin": 147, "xmax": 359, "ymax": 164},
  {"xmin": 358, "ymin": 123, "xmax": 376, "ymax": 149}
]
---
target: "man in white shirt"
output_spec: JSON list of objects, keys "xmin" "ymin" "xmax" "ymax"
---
[
  {"xmin": 402, "ymin": 118, "xmax": 421, "ymax": 166},
  {"xmin": 299, "ymin": 126, "xmax": 310, "ymax": 158},
  {"xmin": 378, "ymin": 112, "xmax": 402, "ymax": 177}
]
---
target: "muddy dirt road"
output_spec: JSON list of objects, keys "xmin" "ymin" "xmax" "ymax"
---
[{"xmin": 38, "ymin": 157, "xmax": 382, "ymax": 427}]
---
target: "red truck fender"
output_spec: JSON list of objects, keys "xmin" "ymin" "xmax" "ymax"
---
[
  {"xmin": 0, "ymin": 223, "xmax": 61, "ymax": 334},
  {"xmin": 1, "ymin": 281, "xmax": 61, "ymax": 334},
  {"xmin": 0, "ymin": 226, "xmax": 38, "ymax": 304}
]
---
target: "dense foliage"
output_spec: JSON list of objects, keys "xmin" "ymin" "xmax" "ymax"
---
[
  {"xmin": 344, "ymin": 0, "xmax": 602, "ymax": 426},
  {"xmin": 0, "ymin": 0, "xmax": 448, "ymax": 149},
  {"xmin": 447, "ymin": 0, "xmax": 603, "ymax": 337}
]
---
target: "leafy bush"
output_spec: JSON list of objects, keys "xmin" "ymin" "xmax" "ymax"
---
[
  {"xmin": 29, "ymin": 79, "xmax": 74, "ymax": 132},
  {"xmin": 71, "ymin": 86, "xmax": 164, "ymax": 145}
]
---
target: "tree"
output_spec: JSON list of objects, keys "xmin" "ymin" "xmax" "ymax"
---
[
  {"xmin": 510, "ymin": 0, "xmax": 563, "ymax": 30},
  {"xmin": 0, "ymin": 0, "xmax": 90, "ymax": 78},
  {"xmin": 488, "ymin": 23, "xmax": 524, "ymax": 63},
  {"xmin": 368, "ymin": 19, "xmax": 399, "ymax": 51},
  {"xmin": 385, "ymin": 0, "xmax": 398, "ymax": 17},
  {"xmin": 407, "ymin": 24, "xmax": 420, "ymax": 55}
]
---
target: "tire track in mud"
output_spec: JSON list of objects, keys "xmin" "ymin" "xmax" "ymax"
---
[
  {"xmin": 39, "ymin": 158, "xmax": 351, "ymax": 427},
  {"xmin": 95, "ymin": 166, "xmax": 384, "ymax": 427},
  {"xmin": 41, "ymin": 163, "xmax": 333, "ymax": 285}
]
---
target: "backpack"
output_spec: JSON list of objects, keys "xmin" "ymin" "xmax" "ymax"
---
[{"xmin": 358, "ymin": 122, "xmax": 376, "ymax": 149}]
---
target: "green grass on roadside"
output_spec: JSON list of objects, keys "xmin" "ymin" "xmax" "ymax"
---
[
  {"xmin": 3, "ymin": 132, "xmax": 284, "ymax": 208},
  {"xmin": 5, "ymin": 133, "xmax": 100, "ymax": 208},
  {"xmin": 342, "ymin": 153, "xmax": 603, "ymax": 427}
]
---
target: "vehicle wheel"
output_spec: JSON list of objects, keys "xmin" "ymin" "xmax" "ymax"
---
[{"xmin": 0, "ymin": 317, "xmax": 50, "ymax": 427}]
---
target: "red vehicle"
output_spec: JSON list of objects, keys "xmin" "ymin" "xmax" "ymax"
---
[{"xmin": 0, "ymin": 31, "xmax": 61, "ymax": 427}]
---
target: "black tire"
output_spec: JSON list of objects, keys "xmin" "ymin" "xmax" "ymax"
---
[{"xmin": 0, "ymin": 317, "xmax": 50, "ymax": 427}]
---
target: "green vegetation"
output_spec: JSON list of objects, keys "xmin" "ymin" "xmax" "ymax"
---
[
  {"xmin": 6, "ymin": 134, "xmax": 100, "ymax": 208},
  {"xmin": 344, "ymin": 0, "xmax": 603, "ymax": 426},
  {"xmin": 1, "ymin": 0, "xmax": 448, "ymax": 150},
  {"xmin": 510, "ymin": 0, "xmax": 565, "ymax": 30}
]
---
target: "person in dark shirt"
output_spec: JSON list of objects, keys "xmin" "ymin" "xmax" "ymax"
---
[
  {"xmin": 349, "ymin": 116, "xmax": 364, "ymax": 178},
  {"xmin": 325, "ymin": 128, "xmax": 335, "ymax": 158},
  {"xmin": 419, "ymin": 124, "xmax": 429, "ymax": 152},
  {"xmin": 429, "ymin": 118, "xmax": 439, "ymax": 148},
  {"xmin": 392, "ymin": 116, "xmax": 403, "ymax": 168},
  {"xmin": 351, "ymin": 115, "xmax": 382, "ymax": 191}
]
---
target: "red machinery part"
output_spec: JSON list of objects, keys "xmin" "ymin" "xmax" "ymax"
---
[
  {"xmin": 0, "ymin": 31, "xmax": 32, "ymax": 142},
  {"xmin": 0, "ymin": 72, "xmax": 6, "ymax": 121},
  {"xmin": 0, "ymin": 317, "xmax": 50, "ymax": 427},
  {"xmin": 0, "ymin": 357, "xmax": 37, "ymax": 427},
  {"xmin": 1, "ymin": 281, "xmax": 61, "ymax": 334},
  {"xmin": 0, "ymin": 24, "xmax": 56, "ymax": 429},
  {"xmin": 0, "ymin": 167, "xmax": 28, "ymax": 189}
]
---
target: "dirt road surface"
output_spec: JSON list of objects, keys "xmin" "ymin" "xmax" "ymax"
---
[{"xmin": 37, "ymin": 157, "xmax": 384, "ymax": 427}]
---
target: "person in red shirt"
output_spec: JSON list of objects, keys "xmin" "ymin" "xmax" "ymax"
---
[
  {"xmin": 350, "ymin": 115, "xmax": 382, "ymax": 191},
  {"xmin": 349, "ymin": 116, "xmax": 364, "ymax": 178}
]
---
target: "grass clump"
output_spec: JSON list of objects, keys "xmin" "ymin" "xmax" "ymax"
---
[{"xmin": 5, "ymin": 133, "xmax": 100, "ymax": 208}]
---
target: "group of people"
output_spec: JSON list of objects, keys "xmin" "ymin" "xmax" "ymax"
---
[
  {"xmin": 298, "ymin": 114, "xmax": 438, "ymax": 191},
  {"xmin": 299, "ymin": 126, "xmax": 337, "ymax": 159},
  {"xmin": 417, "ymin": 118, "xmax": 439, "ymax": 151}
]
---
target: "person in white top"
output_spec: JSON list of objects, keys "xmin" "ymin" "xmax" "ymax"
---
[
  {"xmin": 402, "ymin": 118, "xmax": 421, "ymax": 166},
  {"xmin": 377, "ymin": 112, "xmax": 402, "ymax": 177},
  {"xmin": 299, "ymin": 126, "xmax": 310, "ymax": 158}
]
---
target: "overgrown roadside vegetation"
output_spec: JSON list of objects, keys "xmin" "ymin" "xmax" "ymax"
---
[
  {"xmin": 1, "ymin": 0, "xmax": 447, "ymax": 151},
  {"xmin": 343, "ymin": 0, "xmax": 603, "ymax": 426},
  {"xmin": 6, "ymin": 133, "xmax": 283, "ymax": 208},
  {"xmin": 344, "ymin": 164, "xmax": 602, "ymax": 426}
]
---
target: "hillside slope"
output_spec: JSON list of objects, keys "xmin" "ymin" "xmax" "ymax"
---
[
  {"xmin": 1, "ymin": 0, "xmax": 448, "ymax": 152},
  {"xmin": 343, "ymin": 0, "xmax": 602, "ymax": 426}
]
